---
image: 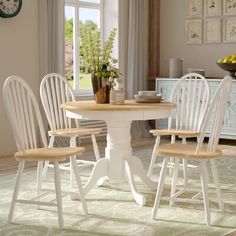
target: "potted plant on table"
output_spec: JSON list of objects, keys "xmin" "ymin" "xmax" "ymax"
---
[{"xmin": 80, "ymin": 27, "xmax": 122, "ymax": 103}]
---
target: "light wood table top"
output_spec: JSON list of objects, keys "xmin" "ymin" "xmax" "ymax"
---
[{"xmin": 61, "ymin": 100, "xmax": 176, "ymax": 112}]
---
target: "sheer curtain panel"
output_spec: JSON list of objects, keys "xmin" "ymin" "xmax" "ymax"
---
[
  {"xmin": 39, "ymin": 0, "xmax": 65, "ymax": 78},
  {"xmin": 118, "ymin": 0, "xmax": 150, "ymax": 139}
]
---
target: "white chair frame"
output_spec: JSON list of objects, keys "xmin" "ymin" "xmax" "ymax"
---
[
  {"xmin": 148, "ymin": 73, "xmax": 210, "ymax": 198},
  {"xmin": 40, "ymin": 73, "xmax": 101, "ymax": 188},
  {"xmin": 3, "ymin": 75, "xmax": 88, "ymax": 229},
  {"xmin": 151, "ymin": 76, "xmax": 232, "ymax": 225}
]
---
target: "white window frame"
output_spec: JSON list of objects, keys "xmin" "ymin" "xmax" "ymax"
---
[{"xmin": 65, "ymin": 0, "xmax": 104, "ymax": 95}]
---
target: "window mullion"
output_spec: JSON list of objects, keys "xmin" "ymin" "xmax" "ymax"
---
[{"xmin": 73, "ymin": 6, "xmax": 80, "ymax": 92}]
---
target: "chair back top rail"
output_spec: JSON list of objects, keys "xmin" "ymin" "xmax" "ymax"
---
[{"xmin": 3, "ymin": 75, "xmax": 48, "ymax": 152}]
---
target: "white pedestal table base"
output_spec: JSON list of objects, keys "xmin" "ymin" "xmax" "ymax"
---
[{"xmin": 71, "ymin": 120, "xmax": 157, "ymax": 206}]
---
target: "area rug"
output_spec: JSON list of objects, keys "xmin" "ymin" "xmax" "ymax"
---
[{"xmin": 0, "ymin": 148, "xmax": 235, "ymax": 236}]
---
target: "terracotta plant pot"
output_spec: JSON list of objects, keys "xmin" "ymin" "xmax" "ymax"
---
[{"xmin": 92, "ymin": 76, "xmax": 111, "ymax": 104}]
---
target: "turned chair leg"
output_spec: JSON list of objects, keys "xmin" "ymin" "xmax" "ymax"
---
[
  {"xmin": 91, "ymin": 134, "xmax": 101, "ymax": 161},
  {"xmin": 168, "ymin": 135, "xmax": 176, "ymax": 177},
  {"xmin": 36, "ymin": 161, "xmax": 44, "ymax": 209},
  {"xmin": 69, "ymin": 137, "xmax": 77, "ymax": 190},
  {"xmin": 147, "ymin": 136, "xmax": 160, "ymax": 178},
  {"xmin": 182, "ymin": 159, "xmax": 188, "ymax": 189},
  {"xmin": 170, "ymin": 158, "xmax": 180, "ymax": 206},
  {"xmin": 200, "ymin": 160, "xmax": 211, "ymax": 226},
  {"xmin": 71, "ymin": 157, "xmax": 88, "ymax": 214},
  {"xmin": 42, "ymin": 136, "xmax": 55, "ymax": 181},
  {"xmin": 152, "ymin": 158, "xmax": 169, "ymax": 220},
  {"xmin": 8, "ymin": 161, "xmax": 25, "ymax": 223},
  {"xmin": 210, "ymin": 159, "xmax": 224, "ymax": 211},
  {"xmin": 53, "ymin": 161, "xmax": 64, "ymax": 229}
]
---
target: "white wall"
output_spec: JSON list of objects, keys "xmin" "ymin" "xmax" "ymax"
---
[
  {"xmin": 0, "ymin": 0, "xmax": 39, "ymax": 156},
  {"xmin": 160, "ymin": 0, "xmax": 235, "ymax": 78}
]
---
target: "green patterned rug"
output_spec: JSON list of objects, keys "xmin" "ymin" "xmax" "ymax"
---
[{"xmin": 0, "ymin": 148, "xmax": 236, "ymax": 236}]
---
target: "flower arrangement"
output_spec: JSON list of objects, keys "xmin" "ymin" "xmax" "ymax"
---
[{"xmin": 80, "ymin": 27, "xmax": 122, "ymax": 86}]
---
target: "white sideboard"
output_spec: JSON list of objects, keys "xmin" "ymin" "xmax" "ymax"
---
[{"xmin": 156, "ymin": 78, "xmax": 236, "ymax": 140}]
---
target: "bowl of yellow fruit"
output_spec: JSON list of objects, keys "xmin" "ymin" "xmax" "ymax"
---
[{"xmin": 217, "ymin": 54, "xmax": 236, "ymax": 78}]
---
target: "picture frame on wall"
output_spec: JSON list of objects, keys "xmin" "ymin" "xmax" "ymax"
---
[
  {"xmin": 205, "ymin": 19, "xmax": 221, "ymax": 43},
  {"xmin": 187, "ymin": 0, "xmax": 203, "ymax": 17},
  {"xmin": 186, "ymin": 19, "xmax": 203, "ymax": 44},
  {"xmin": 223, "ymin": 0, "xmax": 236, "ymax": 15},
  {"xmin": 223, "ymin": 18, "xmax": 236, "ymax": 42},
  {"xmin": 205, "ymin": 0, "xmax": 222, "ymax": 16}
]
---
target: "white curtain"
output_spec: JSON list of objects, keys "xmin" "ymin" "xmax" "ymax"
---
[
  {"xmin": 118, "ymin": 0, "xmax": 150, "ymax": 139},
  {"xmin": 38, "ymin": 0, "xmax": 65, "ymax": 79}
]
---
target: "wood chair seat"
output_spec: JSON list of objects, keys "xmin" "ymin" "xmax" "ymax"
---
[
  {"xmin": 157, "ymin": 143, "xmax": 222, "ymax": 159},
  {"xmin": 48, "ymin": 127, "xmax": 102, "ymax": 137},
  {"xmin": 150, "ymin": 129, "xmax": 201, "ymax": 138},
  {"xmin": 15, "ymin": 147, "xmax": 85, "ymax": 161}
]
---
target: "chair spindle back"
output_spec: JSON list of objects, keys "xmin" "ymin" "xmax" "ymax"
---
[
  {"xmin": 169, "ymin": 73, "xmax": 210, "ymax": 131},
  {"xmin": 40, "ymin": 73, "xmax": 78, "ymax": 131},
  {"xmin": 3, "ymin": 75, "xmax": 47, "ymax": 152},
  {"xmin": 197, "ymin": 76, "xmax": 232, "ymax": 153}
]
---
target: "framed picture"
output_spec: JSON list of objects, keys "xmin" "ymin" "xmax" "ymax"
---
[
  {"xmin": 186, "ymin": 19, "xmax": 203, "ymax": 44},
  {"xmin": 205, "ymin": 0, "xmax": 222, "ymax": 16},
  {"xmin": 223, "ymin": 18, "xmax": 236, "ymax": 42},
  {"xmin": 187, "ymin": 0, "xmax": 203, "ymax": 17},
  {"xmin": 223, "ymin": 0, "xmax": 236, "ymax": 15},
  {"xmin": 205, "ymin": 19, "xmax": 221, "ymax": 43}
]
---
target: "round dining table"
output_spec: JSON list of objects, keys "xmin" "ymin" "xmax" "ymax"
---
[{"xmin": 61, "ymin": 100, "xmax": 175, "ymax": 205}]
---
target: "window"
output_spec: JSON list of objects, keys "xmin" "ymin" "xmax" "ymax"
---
[{"xmin": 65, "ymin": 0, "xmax": 103, "ymax": 95}]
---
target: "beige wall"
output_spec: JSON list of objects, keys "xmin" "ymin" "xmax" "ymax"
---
[
  {"xmin": 0, "ymin": 0, "xmax": 39, "ymax": 156},
  {"xmin": 160, "ymin": 0, "xmax": 235, "ymax": 78}
]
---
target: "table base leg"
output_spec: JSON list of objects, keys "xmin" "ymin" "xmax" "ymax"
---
[
  {"xmin": 125, "ymin": 160, "xmax": 146, "ymax": 206},
  {"xmin": 131, "ymin": 156, "xmax": 157, "ymax": 190},
  {"xmin": 70, "ymin": 156, "xmax": 157, "ymax": 206},
  {"xmin": 83, "ymin": 158, "xmax": 109, "ymax": 195},
  {"xmin": 70, "ymin": 158, "xmax": 108, "ymax": 200}
]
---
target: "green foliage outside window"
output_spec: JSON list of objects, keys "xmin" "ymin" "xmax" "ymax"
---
[
  {"xmin": 65, "ymin": 18, "xmax": 121, "ymax": 88},
  {"xmin": 65, "ymin": 19, "xmax": 100, "ymax": 83}
]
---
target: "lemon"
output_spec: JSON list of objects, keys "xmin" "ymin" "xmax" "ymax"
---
[
  {"xmin": 217, "ymin": 54, "xmax": 236, "ymax": 63},
  {"xmin": 223, "ymin": 58, "xmax": 231, "ymax": 63},
  {"xmin": 231, "ymin": 55, "xmax": 236, "ymax": 60}
]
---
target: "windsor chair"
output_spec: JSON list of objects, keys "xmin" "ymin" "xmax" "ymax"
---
[
  {"xmin": 40, "ymin": 73, "xmax": 102, "ymax": 188},
  {"xmin": 3, "ymin": 75, "xmax": 88, "ymax": 229},
  {"xmin": 148, "ymin": 73, "xmax": 210, "ymax": 204},
  {"xmin": 151, "ymin": 76, "xmax": 232, "ymax": 225}
]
